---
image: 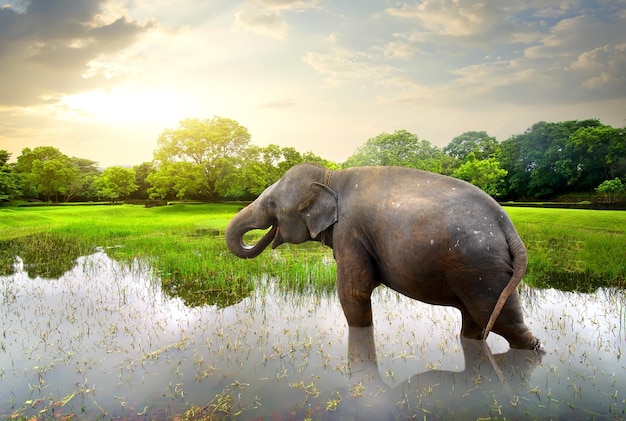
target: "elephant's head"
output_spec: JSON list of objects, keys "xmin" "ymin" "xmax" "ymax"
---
[{"xmin": 225, "ymin": 163, "xmax": 338, "ymax": 259}]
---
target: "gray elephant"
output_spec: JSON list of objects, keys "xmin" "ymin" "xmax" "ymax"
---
[{"xmin": 226, "ymin": 163, "xmax": 540, "ymax": 350}]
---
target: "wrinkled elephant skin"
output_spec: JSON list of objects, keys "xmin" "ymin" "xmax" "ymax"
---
[{"xmin": 225, "ymin": 163, "xmax": 540, "ymax": 350}]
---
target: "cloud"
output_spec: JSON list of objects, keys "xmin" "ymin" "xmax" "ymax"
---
[
  {"xmin": 234, "ymin": 8, "xmax": 288, "ymax": 40},
  {"xmin": 375, "ymin": 0, "xmax": 626, "ymax": 107},
  {"xmin": 378, "ymin": 32, "xmax": 428, "ymax": 59},
  {"xmin": 0, "ymin": 0, "xmax": 154, "ymax": 107},
  {"xmin": 386, "ymin": 0, "xmax": 501, "ymax": 37},
  {"xmin": 303, "ymin": 47, "xmax": 400, "ymax": 86},
  {"xmin": 258, "ymin": 0, "xmax": 319, "ymax": 11},
  {"xmin": 568, "ymin": 43, "xmax": 626, "ymax": 92},
  {"xmin": 385, "ymin": 0, "xmax": 546, "ymax": 52},
  {"xmin": 233, "ymin": 0, "xmax": 318, "ymax": 39},
  {"xmin": 525, "ymin": 13, "xmax": 625, "ymax": 59}
]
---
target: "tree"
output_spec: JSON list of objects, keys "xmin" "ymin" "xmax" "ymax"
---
[
  {"xmin": 151, "ymin": 116, "xmax": 251, "ymax": 200},
  {"xmin": 222, "ymin": 145, "xmax": 285, "ymax": 199},
  {"xmin": 0, "ymin": 150, "xmax": 20, "ymax": 203},
  {"xmin": 130, "ymin": 162, "xmax": 155, "ymax": 200},
  {"xmin": 32, "ymin": 158, "xmax": 79, "ymax": 202},
  {"xmin": 595, "ymin": 178, "xmax": 625, "ymax": 203},
  {"xmin": 443, "ymin": 131, "xmax": 499, "ymax": 161},
  {"xmin": 567, "ymin": 125, "xmax": 626, "ymax": 190},
  {"xmin": 16, "ymin": 146, "xmax": 67, "ymax": 199},
  {"xmin": 15, "ymin": 147, "xmax": 102, "ymax": 202},
  {"xmin": 500, "ymin": 120, "xmax": 604, "ymax": 199},
  {"xmin": 94, "ymin": 167, "xmax": 138, "ymax": 202},
  {"xmin": 451, "ymin": 152, "xmax": 508, "ymax": 197},
  {"xmin": 220, "ymin": 145, "xmax": 338, "ymax": 200},
  {"xmin": 344, "ymin": 130, "xmax": 444, "ymax": 172},
  {"xmin": 66, "ymin": 157, "xmax": 100, "ymax": 202},
  {"xmin": 148, "ymin": 161, "xmax": 204, "ymax": 200},
  {"xmin": 301, "ymin": 151, "xmax": 340, "ymax": 170}
]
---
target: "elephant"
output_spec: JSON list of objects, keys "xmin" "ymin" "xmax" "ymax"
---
[{"xmin": 225, "ymin": 163, "xmax": 541, "ymax": 350}]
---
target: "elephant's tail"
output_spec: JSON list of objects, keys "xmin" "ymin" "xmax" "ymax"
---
[{"xmin": 482, "ymin": 228, "xmax": 528, "ymax": 340}]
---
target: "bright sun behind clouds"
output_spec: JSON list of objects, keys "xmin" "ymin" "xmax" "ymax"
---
[{"xmin": 60, "ymin": 88, "xmax": 189, "ymax": 124}]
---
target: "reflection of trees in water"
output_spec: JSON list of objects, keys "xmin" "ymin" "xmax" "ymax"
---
[
  {"xmin": 0, "ymin": 234, "xmax": 252, "ymax": 307},
  {"xmin": 159, "ymin": 276, "xmax": 253, "ymax": 308},
  {"xmin": 0, "ymin": 234, "xmax": 92, "ymax": 278}
]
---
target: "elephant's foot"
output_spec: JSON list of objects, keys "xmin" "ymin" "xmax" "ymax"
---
[
  {"xmin": 461, "ymin": 315, "xmax": 542, "ymax": 351},
  {"xmin": 500, "ymin": 326, "xmax": 542, "ymax": 351},
  {"xmin": 525, "ymin": 337, "xmax": 543, "ymax": 351}
]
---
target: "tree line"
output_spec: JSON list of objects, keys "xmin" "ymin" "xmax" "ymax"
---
[{"xmin": 1, "ymin": 116, "xmax": 624, "ymax": 204}]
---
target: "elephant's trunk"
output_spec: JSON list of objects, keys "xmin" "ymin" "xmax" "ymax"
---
[{"xmin": 225, "ymin": 207, "xmax": 277, "ymax": 259}]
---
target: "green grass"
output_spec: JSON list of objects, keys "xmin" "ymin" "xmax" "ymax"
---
[
  {"xmin": 505, "ymin": 207, "xmax": 626, "ymax": 290},
  {"xmin": 1, "ymin": 204, "xmax": 624, "ymax": 303},
  {"xmin": 0, "ymin": 203, "xmax": 336, "ymax": 306}
]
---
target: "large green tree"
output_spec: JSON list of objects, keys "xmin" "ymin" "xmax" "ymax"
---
[
  {"xmin": 443, "ymin": 131, "xmax": 500, "ymax": 161},
  {"xmin": 442, "ymin": 131, "xmax": 501, "ymax": 176},
  {"xmin": 500, "ymin": 120, "xmax": 604, "ymax": 199},
  {"xmin": 66, "ymin": 157, "xmax": 100, "ymax": 202},
  {"xmin": 15, "ymin": 147, "xmax": 102, "ymax": 202},
  {"xmin": 222, "ymin": 145, "xmax": 337, "ymax": 200},
  {"xmin": 344, "ymin": 130, "xmax": 444, "ymax": 172},
  {"xmin": 130, "ymin": 162, "xmax": 155, "ymax": 200},
  {"xmin": 566, "ymin": 125, "xmax": 626, "ymax": 190},
  {"xmin": 33, "ymin": 159, "xmax": 78, "ymax": 202},
  {"xmin": 148, "ymin": 161, "xmax": 206, "ymax": 200},
  {"xmin": 149, "ymin": 117, "xmax": 251, "ymax": 200},
  {"xmin": 16, "ymin": 147, "xmax": 80, "ymax": 202},
  {"xmin": 451, "ymin": 152, "xmax": 508, "ymax": 197},
  {"xmin": 94, "ymin": 167, "xmax": 138, "ymax": 202}
]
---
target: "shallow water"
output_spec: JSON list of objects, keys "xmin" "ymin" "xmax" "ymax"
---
[{"xmin": 0, "ymin": 251, "xmax": 624, "ymax": 420}]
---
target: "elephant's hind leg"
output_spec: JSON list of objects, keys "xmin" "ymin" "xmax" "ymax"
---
[
  {"xmin": 459, "ymin": 307, "xmax": 484, "ymax": 340},
  {"xmin": 485, "ymin": 292, "xmax": 539, "ymax": 350}
]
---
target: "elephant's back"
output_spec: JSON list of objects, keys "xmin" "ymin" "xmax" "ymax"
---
[
  {"xmin": 337, "ymin": 166, "xmax": 517, "ymax": 282},
  {"xmin": 338, "ymin": 166, "xmax": 501, "ymax": 220},
  {"xmin": 339, "ymin": 166, "xmax": 489, "ymax": 200}
]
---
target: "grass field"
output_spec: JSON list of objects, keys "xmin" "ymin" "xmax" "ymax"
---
[
  {"xmin": 505, "ymin": 207, "xmax": 626, "ymax": 290},
  {"xmin": 1, "ymin": 204, "xmax": 624, "ymax": 302}
]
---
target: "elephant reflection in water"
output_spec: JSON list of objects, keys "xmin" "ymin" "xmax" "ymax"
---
[{"xmin": 343, "ymin": 326, "xmax": 544, "ymax": 419}]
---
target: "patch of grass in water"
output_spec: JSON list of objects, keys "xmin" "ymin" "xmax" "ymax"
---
[
  {"xmin": 0, "ymin": 232, "xmax": 92, "ymax": 278},
  {"xmin": 266, "ymin": 244, "xmax": 336, "ymax": 295}
]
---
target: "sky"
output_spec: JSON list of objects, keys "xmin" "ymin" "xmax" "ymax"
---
[{"xmin": 0, "ymin": 0, "xmax": 625, "ymax": 168}]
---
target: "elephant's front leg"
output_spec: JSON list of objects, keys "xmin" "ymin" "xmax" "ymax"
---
[{"xmin": 336, "ymin": 255, "xmax": 379, "ymax": 327}]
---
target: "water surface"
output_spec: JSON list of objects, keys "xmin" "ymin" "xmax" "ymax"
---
[{"xmin": 0, "ymin": 251, "xmax": 624, "ymax": 419}]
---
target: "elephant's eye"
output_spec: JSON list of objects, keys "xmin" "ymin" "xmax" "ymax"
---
[{"xmin": 266, "ymin": 198, "xmax": 276, "ymax": 209}]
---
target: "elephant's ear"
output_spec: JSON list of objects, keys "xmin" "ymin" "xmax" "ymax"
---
[{"xmin": 298, "ymin": 182, "xmax": 338, "ymax": 239}]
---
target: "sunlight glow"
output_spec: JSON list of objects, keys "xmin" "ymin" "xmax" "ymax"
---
[{"xmin": 61, "ymin": 88, "xmax": 189, "ymax": 123}]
